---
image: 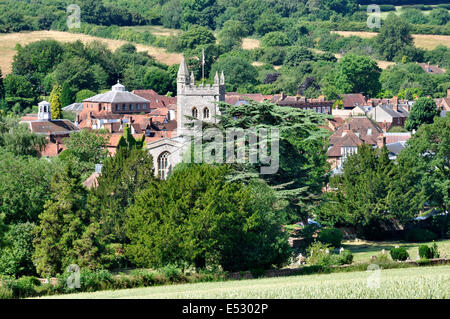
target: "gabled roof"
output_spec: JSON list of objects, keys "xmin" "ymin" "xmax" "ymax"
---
[
  {"xmin": 327, "ymin": 131, "xmax": 363, "ymax": 157},
  {"xmin": 28, "ymin": 119, "xmax": 79, "ymax": 135},
  {"xmin": 342, "ymin": 93, "xmax": 367, "ymax": 108},
  {"xmin": 133, "ymin": 90, "xmax": 177, "ymax": 108}
]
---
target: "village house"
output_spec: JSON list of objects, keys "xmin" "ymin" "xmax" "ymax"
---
[
  {"xmin": 436, "ymin": 89, "xmax": 450, "ymax": 117},
  {"xmin": 271, "ymin": 93, "xmax": 333, "ymax": 114},
  {"xmin": 367, "ymin": 99, "xmax": 410, "ymax": 131},
  {"xmin": 20, "ymin": 100, "xmax": 80, "ymax": 157}
]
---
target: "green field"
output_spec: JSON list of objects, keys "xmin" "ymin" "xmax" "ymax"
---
[
  {"xmin": 40, "ymin": 266, "xmax": 449, "ymax": 299},
  {"xmin": 345, "ymin": 239, "xmax": 450, "ymax": 263}
]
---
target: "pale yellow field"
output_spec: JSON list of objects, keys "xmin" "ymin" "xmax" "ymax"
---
[
  {"xmin": 242, "ymin": 38, "xmax": 261, "ymax": 50},
  {"xmin": 331, "ymin": 31, "xmax": 450, "ymax": 50},
  {"xmin": 0, "ymin": 31, "xmax": 182, "ymax": 74}
]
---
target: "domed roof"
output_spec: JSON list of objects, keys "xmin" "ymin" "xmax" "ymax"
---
[{"xmin": 112, "ymin": 80, "xmax": 126, "ymax": 92}]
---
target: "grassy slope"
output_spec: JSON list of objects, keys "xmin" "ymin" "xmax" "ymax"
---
[
  {"xmin": 345, "ymin": 239, "xmax": 450, "ymax": 263},
  {"xmin": 39, "ymin": 265, "xmax": 450, "ymax": 299},
  {"xmin": 331, "ymin": 31, "xmax": 450, "ymax": 50},
  {"xmin": 0, "ymin": 30, "xmax": 182, "ymax": 75}
]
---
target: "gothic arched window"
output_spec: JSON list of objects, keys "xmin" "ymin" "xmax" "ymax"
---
[
  {"xmin": 192, "ymin": 107, "xmax": 198, "ymax": 119},
  {"xmin": 158, "ymin": 152, "xmax": 170, "ymax": 179},
  {"xmin": 203, "ymin": 107, "xmax": 210, "ymax": 119}
]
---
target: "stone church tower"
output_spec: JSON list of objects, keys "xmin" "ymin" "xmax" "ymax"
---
[{"xmin": 176, "ymin": 55, "xmax": 225, "ymax": 137}]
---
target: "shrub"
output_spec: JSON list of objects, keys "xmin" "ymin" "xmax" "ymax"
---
[
  {"xmin": 418, "ymin": 245, "xmax": 433, "ymax": 259},
  {"xmin": 335, "ymin": 250, "xmax": 354, "ymax": 265},
  {"xmin": 375, "ymin": 253, "xmax": 391, "ymax": 264},
  {"xmin": 431, "ymin": 242, "xmax": 440, "ymax": 259},
  {"xmin": 390, "ymin": 247, "xmax": 409, "ymax": 261},
  {"xmin": 0, "ymin": 286, "xmax": 13, "ymax": 299},
  {"xmin": 80, "ymin": 269, "xmax": 113, "ymax": 292},
  {"xmin": 306, "ymin": 242, "xmax": 333, "ymax": 267},
  {"xmin": 129, "ymin": 269, "xmax": 158, "ymax": 286},
  {"xmin": 250, "ymin": 268, "xmax": 266, "ymax": 278},
  {"xmin": 159, "ymin": 265, "xmax": 184, "ymax": 283},
  {"xmin": 405, "ymin": 228, "xmax": 438, "ymax": 242},
  {"xmin": 9, "ymin": 276, "xmax": 40, "ymax": 298},
  {"xmin": 318, "ymin": 228, "xmax": 343, "ymax": 248}
]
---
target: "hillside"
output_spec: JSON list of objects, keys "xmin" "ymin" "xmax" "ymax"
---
[
  {"xmin": 0, "ymin": 31, "xmax": 182, "ymax": 74},
  {"xmin": 331, "ymin": 31, "xmax": 450, "ymax": 50}
]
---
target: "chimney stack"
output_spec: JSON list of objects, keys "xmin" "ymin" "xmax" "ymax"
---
[
  {"xmin": 377, "ymin": 134, "xmax": 386, "ymax": 148},
  {"xmin": 447, "ymin": 89, "xmax": 450, "ymax": 98}
]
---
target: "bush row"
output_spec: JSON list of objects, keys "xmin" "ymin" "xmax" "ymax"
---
[{"xmin": 0, "ymin": 266, "xmax": 226, "ymax": 299}]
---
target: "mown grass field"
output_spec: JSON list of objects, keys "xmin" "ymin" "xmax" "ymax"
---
[
  {"xmin": 39, "ymin": 265, "xmax": 449, "ymax": 299},
  {"xmin": 345, "ymin": 239, "xmax": 450, "ymax": 264},
  {"xmin": 0, "ymin": 30, "xmax": 182, "ymax": 74},
  {"xmin": 331, "ymin": 31, "xmax": 450, "ymax": 50}
]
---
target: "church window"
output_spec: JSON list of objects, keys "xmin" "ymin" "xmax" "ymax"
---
[
  {"xmin": 192, "ymin": 107, "xmax": 198, "ymax": 119},
  {"xmin": 203, "ymin": 107, "xmax": 210, "ymax": 119},
  {"xmin": 158, "ymin": 152, "xmax": 170, "ymax": 179}
]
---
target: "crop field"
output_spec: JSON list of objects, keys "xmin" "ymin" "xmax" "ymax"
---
[
  {"xmin": 40, "ymin": 265, "xmax": 449, "ymax": 299},
  {"xmin": 0, "ymin": 31, "xmax": 182, "ymax": 74},
  {"xmin": 345, "ymin": 239, "xmax": 450, "ymax": 264},
  {"xmin": 331, "ymin": 31, "xmax": 450, "ymax": 50}
]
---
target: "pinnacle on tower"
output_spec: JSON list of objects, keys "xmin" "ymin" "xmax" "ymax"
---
[
  {"xmin": 214, "ymin": 71, "xmax": 219, "ymax": 85},
  {"xmin": 220, "ymin": 71, "xmax": 225, "ymax": 85},
  {"xmin": 190, "ymin": 71, "xmax": 195, "ymax": 85},
  {"xmin": 177, "ymin": 55, "xmax": 190, "ymax": 84}
]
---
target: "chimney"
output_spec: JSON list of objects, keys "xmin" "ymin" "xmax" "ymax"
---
[
  {"xmin": 392, "ymin": 96, "xmax": 399, "ymax": 112},
  {"xmin": 447, "ymin": 89, "xmax": 450, "ymax": 98},
  {"xmin": 377, "ymin": 134, "xmax": 385, "ymax": 148},
  {"xmin": 281, "ymin": 92, "xmax": 286, "ymax": 100}
]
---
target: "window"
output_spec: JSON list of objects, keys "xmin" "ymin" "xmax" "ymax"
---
[
  {"xmin": 130, "ymin": 104, "xmax": 134, "ymax": 110},
  {"xmin": 137, "ymin": 104, "xmax": 140, "ymax": 110},
  {"xmin": 143, "ymin": 104, "xmax": 147, "ymax": 109},
  {"xmin": 203, "ymin": 107, "xmax": 210, "ymax": 119},
  {"xmin": 115, "ymin": 104, "xmax": 119, "ymax": 111},
  {"xmin": 192, "ymin": 107, "xmax": 198, "ymax": 119},
  {"xmin": 158, "ymin": 152, "xmax": 170, "ymax": 179},
  {"xmin": 122, "ymin": 104, "xmax": 126, "ymax": 111}
]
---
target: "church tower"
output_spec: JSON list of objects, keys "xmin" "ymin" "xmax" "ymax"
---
[
  {"xmin": 38, "ymin": 100, "xmax": 51, "ymax": 121},
  {"xmin": 176, "ymin": 55, "xmax": 225, "ymax": 137}
]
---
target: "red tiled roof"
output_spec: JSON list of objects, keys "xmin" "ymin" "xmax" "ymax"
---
[
  {"xmin": 342, "ymin": 94, "xmax": 367, "ymax": 108},
  {"xmin": 132, "ymin": 90, "xmax": 177, "ymax": 108}
]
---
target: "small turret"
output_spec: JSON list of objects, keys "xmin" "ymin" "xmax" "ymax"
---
[
  {"xmin": 112, "ymin": 80, "xmax": 126, "ymax": 92},
  {"xmin": 38, "ymin": 100, "xmax": 51, "ymax": 121},
  {"xmin": 190, "ymin": 71, "xmax": 195, "ymax": 85}
]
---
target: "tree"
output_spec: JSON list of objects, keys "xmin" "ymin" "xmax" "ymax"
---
[
  {"xmin": 317, "ymin": 145, "xmax": 422, "ymax": 239},
  {"xmin": 49, "ymin": 84, "xmax": 62, "ymax": 119},
  {"xmin": 405, "ymin": 97, "xmax": 440, "ymax": 131},
  {"xmin": 400, "ymin": 8, "xmax": 428, "ymax": 25},
  {"xmin": 60, "ymin": 81, "xmax": 72, "ymax": 107},
  {"xmin": 334, "ymin": 54, "xmax": 381, "ymax": 97},
  {"xmin": 397, "ymin": 114, "xmax": 449, "ymax": 237},
  {"xmin": 284, "ymin": 46, "xmax": 315, "ymax": 67},
  {"xmin": 210, "ymin": 54, "xmax": 258, "ymax": 91},
  {"xmin": 177, "ymin": 25, "xmax": 216, "ymax": 51},
  {"xmin": 88, "ymin": 147, "xmax": 155, "ymax": 245},
  {"xmin": 0, "ymin": 150, "xmax": 57, "ymax": 224},
  {"xmin": 181, "ymin": 0, "xmax": 219, "ymax": 29},
  {"xmin": 33, "ymin": 164, "xmax": 102, "ymax": 276},
  {"xmin": 261, "ymin": 32, "xmax": 290, "ymax": 47},
  {"xmin": 0, "ymin": 223, "xmax": 36, "ymax": 277},
  {"xmin": 125, "ymin": 164, "xmax": 290, "ymax": 271},
  {"xmin": 0, "ymin": 123, "xmax": 47, "ymax": 157},
  {"xmin": 217, "ymin": 20, "xmax": 247, "ymax": 52},
  {"xmin": 254, "ymin": 12, "xmax": 284, "ymax": 36},
  {"xmin": 143, "ymin": 67, "xmax": 171, "ymax": 95},
  {"xmin": 60, "ymin": 129, "xmax": 109, "ymax": 179},
  {"xmin": 200, "ymin": 100, "xmax": 330, "ymax": 223},
  {"xmin": 75, "ymin": 89, "xmax": 96, "ymax": 103},
  {"xmin": 117, "ymin": 124, "xmax": 145, "ymax": 151},
  {"xmin": 375, "ymin": 14, "xmax": 415, "ymax": 62},
  {"xmin": 428, "ymin": 8, "xmax": 450, "ymax": 26}
]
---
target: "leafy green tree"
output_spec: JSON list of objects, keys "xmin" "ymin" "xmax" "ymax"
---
[
  {"xmin": 0, "ymin": 123, "xmax": 47, "ymax": 157},
  {"xmin": 261, "ymin": 31, "xmax": 290, "ymax": 47},
  {"xmin": 405, "ymin": 97, "xmax": 440, "ymax": 131},
  {"xmin": 428, "ymin": 8, "xmax": 450, "ymax": 26},
  {"xmin": 397, "ymin": 114, "xmax": 449, "ymax": 237},
  {"xmin": 144, "ymin": 67, "xmax": 172, "ymax": 95},
  {"xmin": 334, "ymin": 54, "xmax": 381, "ymax": 97},
  {"xmin": 375, "ymin": 14, "xmax": 415, "ymax": 62},
  {"xmin": 318, "ymin": 145, "xmax": 421, "ymax": 239},
  {"xmin": 126, "ymin": 164, "xmax": 290, "ymax": 271},
  {"xmin": 284, "ymin": 46, "xmax": 315, "ymax": 67},
  {"xmin": 60, "ymin": 81, "xmax": 72, "ymax": 107},
  {"xmin": 177, "ymin": 25, "xmax": 216, "ymax": 51},
  {"xmin": 0, "ymin": 223, "xmax": 36, "ymax": 277},
  {"xmin": 400, "ymin": 8, "xmax": 428, "ymax": 25},
  {"xmin": 4, "ymin": 74, "xmax": 35, "ymax": 99},
  {"xmin": 0, "ymin": 150, "xmax": 57, "ymax": 224},
  {"xmin": 218, "ymin": 20, "xmax": 247, "ymax": 52},
  {"xmin": 0, "ymin": 213, "xmax": 7, "ymax": 249},
  {"xmin": 33, "ymin": 164, "xmax": 102, "ymax": 276},
  {"xmin": 117, "ymin": 124, "xmax": 145, "ymax": 151},
  {"xmin": 210, "ymin": 54, "xmax": 258, "ymax": 91},
  {"xmin": 60, "ymin": 129, "xmax": 109, "ymax": 179},
  {"xmin": 254, "ymin": 12, "xmax": 284, "ymax": 36},
  {"xmin": 202, "ymin": 100, "xmax": 330, "ymax": 223},
  {"xmin": 88, "ymin": 147, "xmax": 155, "ymax": 245},
  {"xmin": 49, "ymin": 84, "xmax": 62, "ymax": 119},
  {"xmin": 181, "ymin": 0, "xmax": 219, "ymax": 29},
  {"xmin": 75, "ymin": 89, "xmax": 96, "ymax": 103}
]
